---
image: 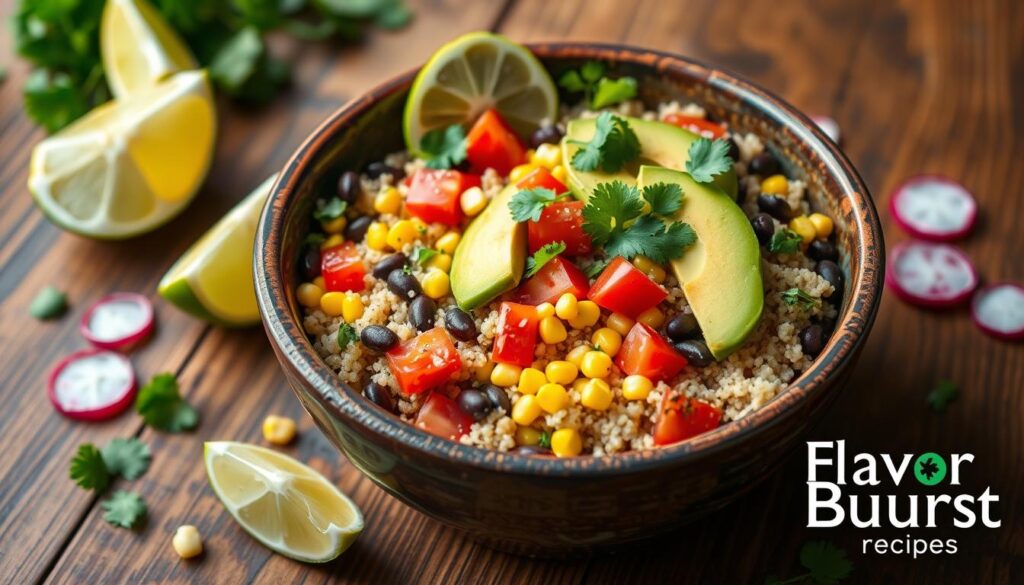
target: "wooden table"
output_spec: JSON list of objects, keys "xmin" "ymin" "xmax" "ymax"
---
[{"xmin": 1, "ymin": 0, "xmax": 1021, "ymax": 582}]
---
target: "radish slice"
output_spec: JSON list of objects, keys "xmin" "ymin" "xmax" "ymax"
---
[
  {"xmin": 890, "ymin": 176, "xmax": 977, "ymax": 241},
  {"xmin": 48, "ymin": 348, "xmax": 137, "ymax": 421},
  {"xmin": 811, "ymin": 115, "xmax": 841, "ymax": 143},
  {"xmin": 971, "ymin": 283, "xmax": 1024, "ymax": 340},
  {"xmin": 80, "ymin": 293, "xmax": 155, "ymax": 350},
  {"xmin": 886, "ymin": 241, "xmax": 978, "ymax": 308}
]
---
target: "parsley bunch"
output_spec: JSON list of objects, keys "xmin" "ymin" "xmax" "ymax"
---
[
  {"xmin": 581, "ymin": 181, "xmax": 696, "ymax": 263},
  {"xmin": 558, "ymin": 61, "xmax": 637, "ymax": 110},
  {"xmin": 569, "ymin": 112, "xmax": 641, "ymax": 173}
]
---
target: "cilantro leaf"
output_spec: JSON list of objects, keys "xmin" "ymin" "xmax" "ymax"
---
[
  {"xmin": 525, "ymin": 242, "xmax": 566, "ymax": 277},
  {"xmin": 582, "ymin": 182, "xmax": 696, "ymax": 263},
  {"xmin": 374, "ymin": 0, "xmax": 414, "ymax": 29},
  {"xmin": 23, "ymin": 70, "xmax": 91, "ymax": 133},
  {"xmin": 927, "ymin": 380, "xmax": 958, "ymax": 412},
  {"xmin": 584, "ymin": 259, "xmax": 610, "ymax": 279},
  {"xmin": 209, "ymin": 26, "xmax": 264, "ymax": 92},
  {"xmin": 538, "ymin": 431, "xmax": 552, "ymax": 448},
  {"xmin": 411, "ymin": 246, "xmax": 440, "ymax": 266},
  {"xmin": 642, "ymin": 182, "xmax": 683, "ymax": 218},
  {"xmin": 135, "ymin": 373, "xmax": 198, "ymax": 432},
  {"xmin": 768, "ymin": 229, "xmax": 802, "ymax": 254},
  {"xmin": 780, "ymin": 288, "xmax": 819, "ymax": 310},
  {"xmin": 101, "ymin": 438, "xmax": 151, "ymax": 481},
  {"xmin": 337, "ymin": 323, "xmax": 357, "ymax": 349},
  {"xmin": 70, "ymin": 444, "xmax": 109, "ymax": 491},
  {"xmin": 686, "ymin": 137, "xmax": 734, "ymax": 183},
  {"xmin": 580, "ymin": 61, "xmax": 605, "ymax": 83},
  {"xmin": 313, "ymin": 197, "xmax": 347, "ymax": 221},
  {"xmin": 591, "ymin": 76, "xmax": 637, "ymax": 109},
  {"xmin": 800, "ymin": 541, "xmax": 852, "ymax": 585},
  {"xmin": 559, "ymin": 61, "xmax": 636, "ymax": 109},
  {"xmin": 29, "ymin": 285, "xmax": 68, "ymax": 320},
  {"xmin": 570, "ymin": 112, "xmax": 640, "ymax": 173},
  {"xmin": 101, "ymin": 490, "xmax": 147, "ymax": 529},
  {"xmin": 303, "ymin": 233, "xmax": 326, "ymax": 247},
  {"xmin": 508, "ymin": 188, "xmax": 557, "ymax": 222},
  {"xmin": 558, "ymin": 70, "xmax": 586, "ymax": 93},
  {"xmin": 420, "ymin": 124, "xmax": 466, "ymax": 170},
  {"xmin": 581, "ymin": 181, "xmax": 645, "ymax": 246}
]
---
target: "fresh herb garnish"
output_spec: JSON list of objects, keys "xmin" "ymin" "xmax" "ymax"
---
[
  {"xmin": 558, "ymin": 61, "xmax": 637, "ymax": 109},
  {"xmin": 927, "ymin": 380, "xmax": 958, "ymax": 412},
  {"xmin": 780, "ymin": 288, "xmax": 819, "ymax": 310},
  {"xmin": 581, "ymin": 181, "xmax": 696, "ymax": 263},
  {"xmin": 525, "ymin": 242, "xmax": 566, "ymax": 277},
  {"xmin": 70, "ymin": 444, "xmax": 109, "ymax": 491},
  {"xmin": 135, "ymin": 373, "xmax": 199, "ymax": 432},
  {"xmin": 584, "ymin": 258, "xmax": 610, "ymax": 279},
  {"xmin": 302, "ymin": 233, "xmax": 326, "ymax": 247},
  {"xmin": 768, "ymin": 229, "xmax": 802, "ymax": 254},
  {"xmin": 420, "ymin": 124, "xmax": 467, "ymax": 169},
  {"xmin": 686, "ymin": 137, "xmax": 735, "ymax": 183},
  {"xmin": 766, "ymin": 541, "xmax": 852, "ymax": 585},
  {"xmin": 313, "ymin": 198, "xmax": 347, "ymax": 221},
  {"xmin": 641, "ymin": 182, "xmax": 684, "ymax": 217},
  {"xmin": 337, "ymin": 323, "xmax": 357, "ymax": 349},
  {"xmin": 538, "ymin": 431, "xmax": 552, "ymax": 449},
  {"xmin": 101, "ymin": 438, "xmax": 151, "ymax": 481},
  {"xmin": 508, "ymin": 188, "xmax": 558, "ymax": 222},
  {"xmin": 101, "ymin": 490, "xmax": 147, "ymax": 529},
  {"xmin": 411, "ymin": 247, "xmax": 440, "ymax": 266},
  {"xmin": 569, "ymin": 112, "xmax": 641, "ymax": 173},
  {"xmin": 29, "ymin": 285, "xmax": 68, "ymax": 320}
]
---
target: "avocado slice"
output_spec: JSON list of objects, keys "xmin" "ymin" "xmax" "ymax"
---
[
  {"xmin": 637, "ymin": 165, "xmax": 762, "ymax": 359},
  {"xmin": 562, "ymin": 116, "xmax": 738, "ymax": 200},
  {"xmin": 450, "ymin": 184, "xmax": 526, "ymax": 310}
]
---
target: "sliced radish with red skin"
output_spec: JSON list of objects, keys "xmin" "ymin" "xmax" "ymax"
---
[
  {"xmin": 890, "ymin": 176, "xmax": 977, "ymax": 241},
  {"xmin": 80, "ymin": 293, "xmax": 154, "ymax": 350},
  {"xmin": 971, "ymin": 283, "xmax": 1024, "ymax": 340},
  {"xmin": 885, "ymin": 241, "xmax": 978, "ymax": 308},
  {"xmin": 811, "ymin": 115, "xmax": 841, "ymax": 143},
  {"xmin": 48, "ymin": 348, "xmax": 137, "ymax": 421}
]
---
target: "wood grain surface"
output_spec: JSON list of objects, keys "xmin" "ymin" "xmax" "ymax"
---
[{"xmin": 1, "ymin": 0, "xmax": 1021, "ymax": 583}]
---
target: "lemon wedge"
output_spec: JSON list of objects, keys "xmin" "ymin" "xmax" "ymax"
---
[
  {"xmin": 101, "ymin": 0, "xmax": 197, "ymax": 97},
  {"xmin": 204, "ymin": 442, "xmax": 364, "ymax": 563},
  {"xmin": 29, "ymin": 69, "xmax": 216, "ymax": 239},
  {"xmin": 158, "ymin": 174, "xmax": 276, "ymax": 326}
]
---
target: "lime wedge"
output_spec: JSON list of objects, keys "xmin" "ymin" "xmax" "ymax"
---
[
  {"xmin": 101, "ymin": 0, "xmax": 197, "ymax": 97},
  {"xmin": 204, "ymin": 442, "xmax": 364, "ymax": 563},
  {"xmin": 403, "ymin": 32, "xmax": 558, "ymax": 154},
  {"xmin": 29, "ymin": 70, "xmax": 216, "ymax": 240},
  {"xmin": 158, "ymin": 174, "xmax": 276, "ymax": 326}
]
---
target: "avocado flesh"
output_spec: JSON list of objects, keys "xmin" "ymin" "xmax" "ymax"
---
[
  {"xmin": 450, "ymin": 184, "xmax": 526, "ymax": 311},
  {"xmin": 562, "ymin": 116, "xmax": 738, "ymax": 201},
  {"xmin": 637, "ymin": 165, "xmax": 762, "ymax": 360}
]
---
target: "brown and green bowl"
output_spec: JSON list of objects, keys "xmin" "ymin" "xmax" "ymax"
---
[{"xmin": 254, "ymin": 42, "xmax": 883, "ymax": 557}]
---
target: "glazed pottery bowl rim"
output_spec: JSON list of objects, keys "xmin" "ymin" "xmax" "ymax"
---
[{"xmin": 255, "ymin": 41, "xmax": 883, "ymax": 477}]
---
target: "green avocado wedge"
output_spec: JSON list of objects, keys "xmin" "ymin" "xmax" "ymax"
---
[
  {"xmin": 450, "ymin": 185, "xmax": 526, "ymax": 310},
  {"xmin": 637, "ymin": 165, "xmax": 762, "ymax": 359},
  {"xmin": 562, "ymin": 116, "xmax": 738, "ymax": 201}
]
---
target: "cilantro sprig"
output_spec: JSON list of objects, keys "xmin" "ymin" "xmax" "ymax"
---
[
  {"xmin": 101, "ymin": 438, "xmax": 152, "ymax": 480},
  {"xmin": 766, "ymin": 541, "xmax": 852, "ymax": 585},
  {"xmin": 927, "ymin": 380, "xmax": 958, "ymax": 412},
  {"xmin": 101, "ymin": 490, "xmax": 147, "ymax": 529},
  {"xmin": 569, "ymin": 112, "xmax": 641, "ymax": 173},
  {"xmin": 780, "ymin": 288, "xmax": 819, "ymax": 310},
  {"xmin": 420, "ymin": 124, "xmax": 466, "ymax": 169},
  {"xmin": 686, "ymin": 137, "xmax": 735, "ymax": 183},
  {"xmin": 581, "ymin": 181, "xmax": 696, "ymax": 263},
  {"xmin": 337, "ymin": 323, "xmax": 357, "ymax": 350},
  {"xmin": 509, "ymin": 188, "xmax": 562, "ymax": 222},
  {"xmin": 135, "ymin": 373, "xmax": 198, "ymax": 432},
  {"xmin": 769, "ymin": 229, "xmax": 803, "ymax": 254},
  {"xmin": 313, "ymin": 198, "xmax": 347, "ymax": 221},
  {"xmin": 70, "ymin": 444, "xmax": 110, "ymax": 491},
  {"xmin": 70, "ymin": 438, "xmax": 151, "ymax": 530},
  {"xmin": 525, "ymin": 242, "xmax": 566, "ymax": 277},
  {"xmin": 558, "ymin": 61, "xmax": 637, "ymax": 109}
]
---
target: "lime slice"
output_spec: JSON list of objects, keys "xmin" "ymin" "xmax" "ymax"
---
[
  {"xmin": 101, "ymin": 0, "xmax": 197, "ymax": 97},
  {"xmin": 29, "ymin": 70, "xmax": 215, "ymax": 240},
  {"xmin": 204, "ymin": 441, "xmax": 363, "ymax": 563},
  {"xmin": 158, "ymin": 174, "xmax": 276, "ymax": 326},
  {"xmin": 403, "ymin": 32, "xmax": 558, "ymax": 154}
]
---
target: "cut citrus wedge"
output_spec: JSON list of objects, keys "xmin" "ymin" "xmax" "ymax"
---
[
  {"xmin": 158, "ymin": 174, "xmax": 276, "ymax": 326},
  {"xmin": 101, "ymin": 0, "xmax": 197, "ymax": 97},
  {"xmin": 404, "ymin": 32, "xmax": 558, "ymax": 154},
  {"xmin": 29, "ymin": 70, "xmax": 216, "ymax": 239},
  {"xmin": 204, "ymin": 441, "xmax": 364, "ymax": 563}
]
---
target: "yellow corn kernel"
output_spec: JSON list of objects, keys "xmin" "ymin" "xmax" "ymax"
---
[
  {"xmin": 516, "ymin": 426, "xmax": 542, "ymax": 446},
  {"xmin": 636, "ymin": 306, "xmax": 666, "ymax": 329},
  {"xmin": 533, "ymin": 143, "xmax": 562, "ymax": 169},
  {"xmin": 262, "ymin": 415, "xmax": 297, "ymax": 445},
  {"xmin": 761, "ymin": 174, "xmax": 789, "ymax": 195},
  {"xmin": 319, "ymin": 291, "xmax": 346, "ymax": 317},
  {"xmin": 172, "ymin": 525, "xmax": 203, "ymax": 559},
  {"xmin": 590, "ymin": 327, "xmax": 622, "ymax": 356},
  {"xmin": 436, "ymin": 232, "xmax": 461, "ymax": 255},
  {"xmin": 386, "ymin": 220, "xmax": 419, "ymax": 250},
  {"xmin": 789, "ymin": 216, "xmax": 817, "ymax": 245},
  {"xmin": 421, "ymin": 269, "xmax": 450, "ymax": 299},
  {"xmin": 320, "ymin": 234, "xmax": 344, "ymax": 250},
  {"xmin": 808, "ymin": 213, "xmax": 834, "ymax": 239},
  {"xmin": 572, "ymin": 378, "xmax": 589, "ymax": 393},
  {"xmin": 539, "ymin": 316, "xmax": 567, "ymax": 344},
  {"xmin": 537, "ymin": 383, "xmax": 570, "ymax": 413},
  {"xmin": 525, "ymin": 148, "xmax": 536, "ymax": 162},
  {"xmin": 366, "ymin": 222, "xmax": 389, "ymax": 250},
  {"xmin": 554, "ymin": 293, "xmax": 579, "ymax": 320},
  {"xmin": 296, "ymin": 283, "xmax": 324, "ymax": 308},
  {"xmin": 568, "ymin": 300, "xmax": 600, "ymax": 329},
  {"xmin": 475, "ymin": 361, "xmax": 495, "ymax": 383},
  {"xmin": 632, "ymin": 255, "xmax": 658, "ymax": 274},
  {"xmin": 544, "ymin": 361, "xmax": 578, "ymax": 385},
  {"xmin": 550, "ymin": 428, "xmax": 582, "ymax": 457},
  {"xmin": 565, "ymin": 344, "xmax": 592, "ymax": 367},
  {"xmin": 536, "ymin": 302, "xmax": 555, "ymax": 320},
  {"xmin": 581, "ymin": 379, "xmax": 613, "ymax": 410},
  {"xmin": 460, "ymin": 186, "xmax": 488, "ymax": 217},
  {"xmin": 341, "ymin": 293, "xmax": 364, "ymax": 322},
  {"xmin": 373, "ymin": 186, "xmax": 402, "ymax": 215},
  {"xmin": 426, "ymin": 253, "xmax": 452, "ymax": 273},
  {"xmin": 551, "ymin": 164, "xmax": 567, "ymax": 183},
  {"xmin": 512, "ymin": 395, "xmax": 542, "ymax": 425},
  {"xmin": 517, "ymin": 367, "xmax": 546, "ymax": 395},
  {"xmin": 509, "ymin": 163, "xmax": 539, "ymax": 183},
  {"xmin": 622, "ymin": 374, "xmax": 654, "ymax": 401},
  {"xmin": 580, "ymin": 351, "xmax": 613, "ymax": 379},
  {"xmin": 606, "ymin": 312, "xmax": 635, "ymax": 337},
  {"xmin": 313, "ymin": 276, "xmax": 326, "ymax": 290},
  {"xmin": 321, "ymin": 216, "xmax": 347, "ymax": 234},
  {"xmin": 490, "ymin": 363, "xmax": 522, "ymax": 387}
]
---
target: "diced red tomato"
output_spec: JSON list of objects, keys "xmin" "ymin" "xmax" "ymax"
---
[
  {"xmin": 465, "ymin": 109, "xmax": 528, "ymax": 176},
  {"xmin": 616, "ymin": 323, "xmax": 688, "ymax": 382},
  {"xmin": 653, "ymin": 392, "xmax": 723, "ymax": 446},
  {"xmin": 515, "ymin": 167, "xmax": 567, "ymax": 194},
  {"xmin": 321, "ymin": 242, "xmax": 367, "ymax": 292},
  {"xmin": 527, "ymin": 201, "xmax": 592, "ymax": 256},
  {"xmin": 414, "ymin": 392, "xmax": 473, "ymax": 440},
  {"xmin": 513, "ymin": 257, "xmax": 590, "ymax": 306},
  {"xmin": 405, "ymin": 168, "xmax": 481, "ymax": 226},
  {"xmin": 587, "ymin": 257, "xmax": 667, "ymax": 317},
  {"xmin": 663, "ymin": 114, "xmax": 728, "ymax": 139},
  {"xmin": 385, "ymin": 327, "xmax": 462, "ymax": 395},
  {"xmin": 492, "ymin": 302, "xmax": 539, "ymax": 367}
]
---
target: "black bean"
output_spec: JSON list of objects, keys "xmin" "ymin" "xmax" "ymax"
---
[
  {"xmin": 456, "ymin": 389, "xmax": 493, "ymax": 422},
  {"xmin": 345, "ymin": 215, "xmax": 374, "ymax": 243},
  {"xmin": 665, "ymin": 313, "xmax": 701, "ymax": 342},
  {"xmin": 816, "ymin": 260, "xmax": 844, "ymax": 300},
  {"xmin": 818, "ymin": 316, "xmax": 837, "ymax": 335},
  {"xmin": 366, "ymin": 161, "xmax": 404, "ymax": 180},
  {"xmin": 757, "ymin": 195, "xmax": 794, "ymax": 221},
  {"xmin": 673, "ymin": 340, "xmax": 715, "ymax": 368},
  {"xmin": 482, "ymin": 384, "xmax": 511, "ymax": 414},
  {"xmin": 336, "ymin": 171, "xmax": 361, "ymax": 203},
  {"xmin": 726, "ymin": 137, "xmax": 741, "ymax": 163},
  {"xmin": 300, "ymin": 244, "xmax": 321, "ymax": 280},
  {"xmin": 444, "ymin": 307, "xmax": 478, "ymax": 341},
  {"xmin": 409, "ymin": 296, "xmax": 437, "ymax": 332},
  {"xmin": 387, "ymin": 269, "xmax": 422, "ymax": 299},
  {"xmin": 749, "ymin": 152, "xmax": 779, "ymax": 176},
  {"xmin": 800, "ymin": 324, "xmax": 826, "ymax": 357},
  {"xmin": 529, "ymin": 124, "xmax": 563, "ymax": 148},
  {"xmin": 807, "ymin": 239, "xmax": 839, "ymax": 262},
  {"xmin": 512, "ymin": 445, "xmax": 552, "ymax": 456},
  {"xmin": 750, "ymin": 213, "xmax": 776, "ymax": 246},
  {"xmin": 373, "ymin": 253, "xmax": 409, "ymax": 279},
  {"xmin": 360, "ymin": 325, "xmax": 398, "ymax": 352},
  {"xmin": 362, "ymin": 382, "xmax": 397, "ymax": 414}
]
